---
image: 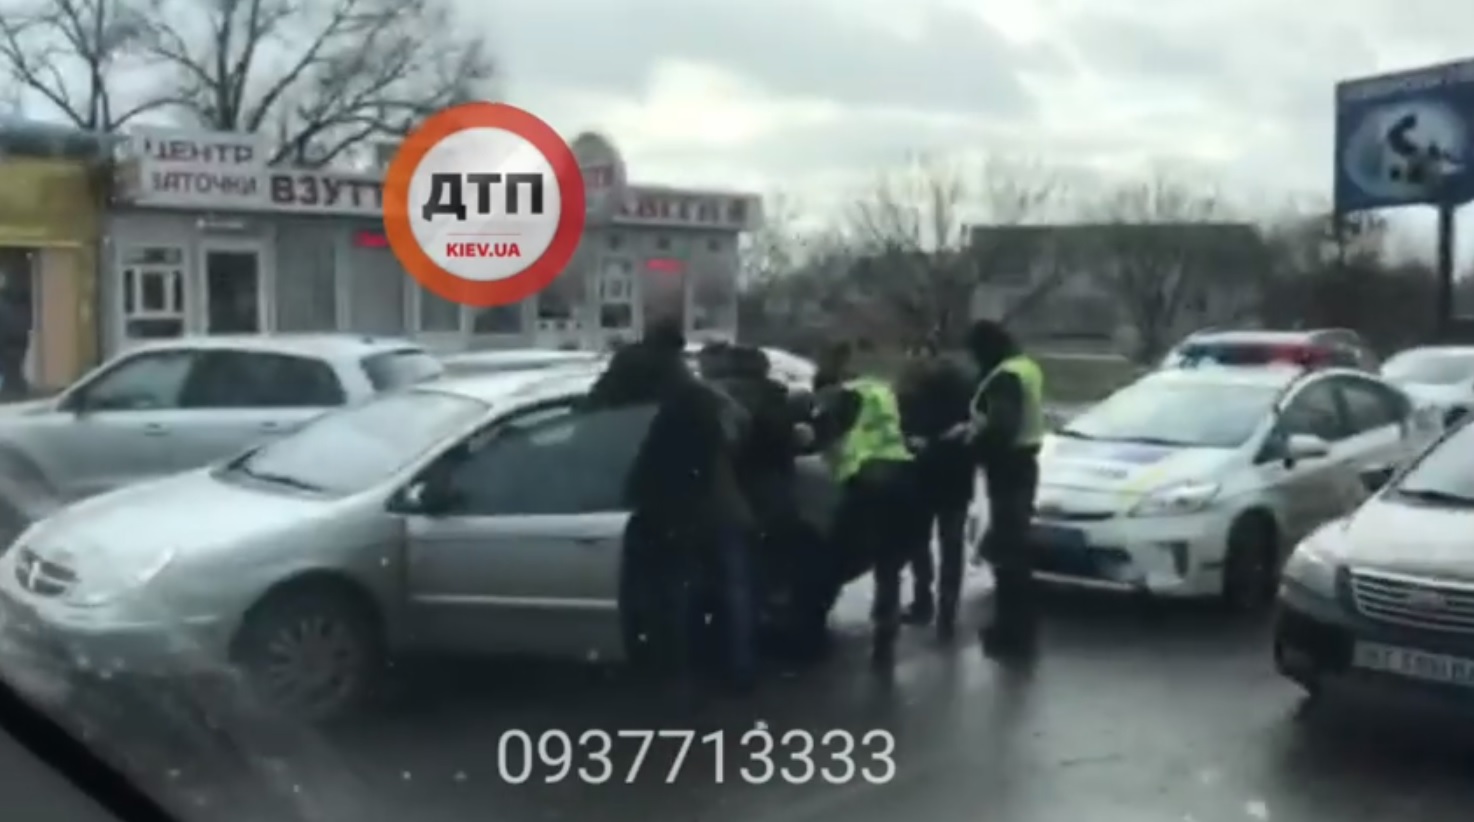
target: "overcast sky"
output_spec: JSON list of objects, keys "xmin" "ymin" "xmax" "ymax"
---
[{"xmin": 472, "ymin": 0, "xmax": 1474, "ymax": 257}]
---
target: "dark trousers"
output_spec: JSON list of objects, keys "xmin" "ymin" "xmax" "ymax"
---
[
  {"xmin": 707, "ymin": 524, "xmax": 758, "ymax": 684},
  {"xmin": 909, "ymin": 492, "xmax": 969, "ymax": 625},
  {"xmin": 620, "ymin": 512, "xmax": 757, "ymax": 684},
  {"xmin": 0, "ymin": 351, "xmax": 26, "ymax": 400},
  {"xmin": 982, "ymin": 452, "xmax": 1040, "ymax": 643},
  {"xmin": 832, "ymin": 459, "xmax": 923, "ymax": 645}
]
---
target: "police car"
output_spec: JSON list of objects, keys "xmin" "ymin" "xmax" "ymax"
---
[{"xmin": 1030, "ymin": 344, "xmax": 1440, "ymax": 610}]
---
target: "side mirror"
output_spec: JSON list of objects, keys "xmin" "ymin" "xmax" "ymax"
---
[
  {"xmin": 1284, "ymin": 433, "xmax": 1331, "ymax": 462},
  {"xmin": 394, "ymin": 478, "xmax": 460, "ymax": 516},
  {"xmin": 1360, "ymin": 465, "xmax": 1395, "ymax": 494}
]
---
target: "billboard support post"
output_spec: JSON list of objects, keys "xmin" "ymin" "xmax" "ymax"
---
[{"xmin": 1437, "ymin": 201, "xmax": 1457, "ymax": 340}]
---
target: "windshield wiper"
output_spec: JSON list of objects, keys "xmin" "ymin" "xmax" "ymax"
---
[
  {"xmin": 1393, "ymin": 487, "xmax": 1474, "ymax": 507},
  {"xmin": 1055, "ymin": 428, "xmax": 1097, "ymax": 440},
  {"xmin": 1113, "ymin": 435, "xmax": 1190, "ymax": 447},
  {"xmin": 235, "ymin": 464, "xmax": 325, "ymax": 493}
]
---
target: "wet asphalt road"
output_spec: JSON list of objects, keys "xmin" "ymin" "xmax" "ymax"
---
[{"xmin": 24, "ymin": 576, "xmax": 1474, "ymax": 822}]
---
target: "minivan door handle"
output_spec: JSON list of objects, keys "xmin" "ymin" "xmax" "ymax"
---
[
  {"xmin": 257, "ymin": 421, "xmax": 283, "ymax": 432},
  {"xmin": 142, "ymin": 423, "xmax": 168, "ymax": 436}
]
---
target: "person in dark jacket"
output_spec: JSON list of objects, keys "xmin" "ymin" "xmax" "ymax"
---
[
  {"xmin": 962, "ymin": 320, "xmax": 1047, "ymax": 659},
  {"xmin": 896, "ymin": 334, "xmax": 976, "ymax": 640},
  {"xmin": 612, "ymin": 322, "xmax": 759, "ymax": 691},
  {"xmin": 806, "ymin": 341, "xmax": 925, "ymax": 668}
]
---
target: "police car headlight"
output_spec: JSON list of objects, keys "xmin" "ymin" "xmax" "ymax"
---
[
  {"xmin": 1282, "ymin": 526, "xmax": 1343, "ymax": 599},
  {"xmin": 1129, "ymin": 480, "xmax": 1220, "ymax": 518}
]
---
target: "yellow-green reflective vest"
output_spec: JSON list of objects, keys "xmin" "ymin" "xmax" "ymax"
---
[
  {"xmin": 970, "ymin": 355, "xmax": 1046, "ymax": 448},
  {"xmin": 829, "ymin": 378, "xmax": 913, "ymax": 483}
]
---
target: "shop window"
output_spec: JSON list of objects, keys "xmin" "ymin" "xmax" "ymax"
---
[
  {"xmin": 598, "ymin": 258, "xmax": 635, "ymax": 331},
  {"xmin": 600, "ymin": 303, "xmax": 633, "ymax": 330},
  {"xmin": 418, "ymin": 284, "xmax": 462, "ymax": 332},
  {"xmin": 345, "ymin": 244, "xmax": 406, "ymax": 334},
  {"xmin": 472, "ymin": 304, "xmax": 523, "ymax": 334},
  {"xmin": 275, "ymin": 225, "xmax": 337, "ymax": 332},
  {"xmin": 607, "ymin": 233, "xmax": 624, "ymax": 250},
  {"xmin": 707, "ymin": 237, "xmax": 723, "ymax": 252},
  {"xmin": 120, "ymin": 246, "xmax": 185, "ymax": 341}
]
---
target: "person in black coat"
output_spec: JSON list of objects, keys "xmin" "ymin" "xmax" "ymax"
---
[
  {"xmin": 605, "ymin": 322, "xmax": 759, "ymax": 691},
  {"xmin": 895, "ymin": 335, "xmax": 976, "ymax": 640}
]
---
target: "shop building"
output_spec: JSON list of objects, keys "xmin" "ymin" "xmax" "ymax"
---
[
  {"xmin": 0, "ymin": 122, "xmax": 110, "ymax": 388},
  {"xmin": 104, "ymin": 128, "xmax": 759, "ymax": 359}
]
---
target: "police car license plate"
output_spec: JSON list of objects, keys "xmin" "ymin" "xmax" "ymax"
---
[{"xmin": 1353, "ymin": 642, "xmax": 1474, "ymax": 688}]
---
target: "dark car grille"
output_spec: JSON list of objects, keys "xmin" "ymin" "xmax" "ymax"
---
[
  {"xmin": 1348, "ymin": 569, "xmax": 1474, "ymax": 634},
  {"xmin": 13, "ymin": 548, "xmax": 76, "ymax": 597}
]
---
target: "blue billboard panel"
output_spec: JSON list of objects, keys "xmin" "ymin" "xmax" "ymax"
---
[{"xmin": 1335, "ymin": 59, "xmax": 1474, "ymax": 212}]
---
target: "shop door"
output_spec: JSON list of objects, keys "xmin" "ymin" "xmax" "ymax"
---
[{"xmin": 201, "ymin": 242, "xmax": 266, "ymax": 335}]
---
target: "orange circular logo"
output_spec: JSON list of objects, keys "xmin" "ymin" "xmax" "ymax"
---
[{"xmin": 382, "ymin": 103, "xmax": 587, "ymax": 307}]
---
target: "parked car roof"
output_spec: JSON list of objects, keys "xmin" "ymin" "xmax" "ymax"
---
[
  {"xmin": 123, "ymin": 334, "xmax": 424, "ymax": 359},
  {"xmin": 422, "ymin": 365, "xmax": 603, "ymax": 407}
]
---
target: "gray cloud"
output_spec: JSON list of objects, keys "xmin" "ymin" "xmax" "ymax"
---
[{"xmin": 487, "ymin": 0, "xmax": 1058, "ymax": 118}]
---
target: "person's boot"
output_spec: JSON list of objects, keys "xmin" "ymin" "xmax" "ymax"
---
[
  {"xmin": 935, "ymin": 601, "xmax": 957, "ymax": 642},
  {"xmin": 870, "ymin": 625, "xmax": 899, "ymax": 670},
  {"xmin": 901, "ymin": 592, "xmax": 934, "ymax": 626}
]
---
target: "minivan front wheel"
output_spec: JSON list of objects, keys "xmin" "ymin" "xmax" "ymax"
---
[{"xmin": 231, "ymin": 584, "xmax": 384, "ymax": 723}]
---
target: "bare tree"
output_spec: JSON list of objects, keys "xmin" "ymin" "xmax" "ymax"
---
[
  {"xmin": 0, "ymin": 0, "xmax": 170, "ymax": 130},
  {"xmin": 1084, "ymin": 170, "xmax": 1263, "ymax": 361},
  {"xmin": 845, "ymin": 153, "xmax": 1064, "ymax": 345},
  {"xmin": 140, "ymin": 0, "xmax": 493, "ymax": 166}
]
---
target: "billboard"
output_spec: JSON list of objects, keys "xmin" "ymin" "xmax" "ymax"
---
[{"xmin": 1335, "ymin": 59, "xmax": 1474, "ymax": 212}]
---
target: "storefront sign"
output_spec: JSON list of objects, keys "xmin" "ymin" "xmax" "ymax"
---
[
  {"xmin": 114, "ymin": 128, "xmax": 383, "ymax": 217},
  {"xmin": 111, "ymin": 127, "xmax": 762, "ymax": 230},
  {"xmin": 615, "ymin": 188, "xmax": 761, "ymax": 230}
]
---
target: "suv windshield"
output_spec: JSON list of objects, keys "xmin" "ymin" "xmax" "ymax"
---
[
  {"xmin": 362, "ymin": 348, "xmax": 445, "ymax": 391},
  {"xmin": 1381, "ymin": 350, "xmax": 1474, "ymax": 386},
  {"xmin": 1062, "ymin": 378, "xmax": 1281, "ymax": 448},
  {"xmin": 228, "ymin": 390, "xmax": 486, "ymax": 496},
  {"xmin": 1391, "ymin": 421, "xmax": 1474, "ymax": 502}
]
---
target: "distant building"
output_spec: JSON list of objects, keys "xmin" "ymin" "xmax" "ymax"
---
[
  {"xmin": 967, "ymin": 221, "xmax": 1270, "ymax": 353},
  {"xmin": 0, "ymin": 120, "xmax": 112, "ymax": 387}
]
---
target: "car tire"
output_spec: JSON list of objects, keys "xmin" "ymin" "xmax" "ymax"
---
[
  {"xmin": 230, "ymin": 583, "xmax": 385, "ymax": 724},
  {"xmin": 1220, "ymin": 515, "xmax": 1278, "ymax": 614}
]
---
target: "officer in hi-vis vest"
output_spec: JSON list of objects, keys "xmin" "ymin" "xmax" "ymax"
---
[
  {"xmin": 809, "ymin": 341, "xmax": 925, "ymax": 669},
  {"xmin": 958, "ymin": 320, "xmax": 1046, "ymax": 659}
]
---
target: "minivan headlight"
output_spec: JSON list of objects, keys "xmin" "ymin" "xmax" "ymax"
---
[
  {"xmin": 1282, "ymin": 533, "xmax": 1341, "ymax": 599},
  {"xmin": 67, "ymin": 548, "xmax": 177, "ymax": 608},
  {"xmin": 1130, "ymin": 481, "xmax": 1221, "ymax": 518}
]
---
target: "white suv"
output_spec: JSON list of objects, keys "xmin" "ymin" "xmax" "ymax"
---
[{"xmin": 1031, "ymin": 361, "xmax": 1440, "ymax": 610}]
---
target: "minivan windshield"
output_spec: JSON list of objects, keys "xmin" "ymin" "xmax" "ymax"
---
[
  {"xmin": 1381, "ymin": 349, "xmax": 1474, "ymax": 386},
  {"xmin": 1391, "ymin": 420, "xmax": 1474, "ymax": 503},
  {"xmin": 227, "ymin": 390, "xmax": 487, "ymax": 496},
  {"xmin": 1061, "ymin": 378, "xmax": 1281, "ymax": 448}
]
